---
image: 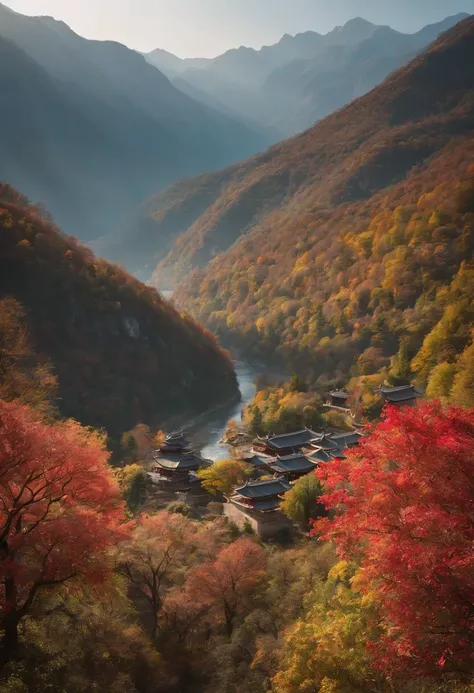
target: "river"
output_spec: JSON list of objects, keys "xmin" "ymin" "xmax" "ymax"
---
[{"xmin": 160, "ymin": 290, "xmax": 257, "ymax": 460}]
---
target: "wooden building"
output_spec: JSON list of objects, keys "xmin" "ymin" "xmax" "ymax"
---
[
  {"xmin": 158, "ymin": 431, "xmax": 192, "ymax": 454},
  {"xmin": 308, "ymin": 430, "xmax": 365, "ymax": 463},
  {"xmin": 151, "ymin": 431, "xmax": 211, "ymax": 490},
  {"xmin": 377, "ymin": 384, "xmax": 423, "ymax": 407},
  {"xmin": 225, "ymin": 477, "xmax": 292, "ymax": 540},
  {"xmin": 253, "ymin": 428, "xmax": 320, "ymax": 457},
  {"xmin": 326, "ymin": 390, "xmax": 350, "ymax": 409},
  {"xmin": 266, "ymin": 453, "xmax": 318, "ymax": 481}
]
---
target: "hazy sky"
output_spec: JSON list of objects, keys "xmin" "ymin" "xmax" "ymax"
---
[{"xmin": 5, "ymin": 0, "xmax": 474, "ymax": 57}]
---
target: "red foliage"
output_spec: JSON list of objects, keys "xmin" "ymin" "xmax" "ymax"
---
[
  {"xmin": 314, "ymin": 402, "xmax": 474, "ymax": 679},
  {"xmin": 0, "ymin": 399, "xmax": 125, "ymax": 662},
  {"xmin": 185, "ymin": 537, "xmax": 266, "ymax": 636}
]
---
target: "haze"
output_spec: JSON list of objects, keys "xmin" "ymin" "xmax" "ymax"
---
[{"xmin": 5, "ymin": 0, "xmax": 474, "ymax": 57}]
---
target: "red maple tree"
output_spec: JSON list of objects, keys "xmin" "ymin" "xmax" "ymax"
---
[
  {"xmin": 315, "ymin": 402, "xmax": 474, "ymax": 679},
  {"xmin": 0, "ymin": 399, "xmax": 125, "ymax": 665},
  {"xmin": 185, "ymin": 537, "xmax": 266, "ymax": 636}
]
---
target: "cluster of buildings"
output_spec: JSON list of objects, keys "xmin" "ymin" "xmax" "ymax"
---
[
  {"xmin": 149, "ymin": 383, "xmax": 423, "ymax": 539},
  {"xmin": 226, "ymin": 426, "xmax": 365, "ymax": 537}
]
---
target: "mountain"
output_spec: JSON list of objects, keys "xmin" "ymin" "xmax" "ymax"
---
[
  {"xmin": 145, "ymin": 14, "xmax": 469, "ymax": 136},
  {"xmin": 260, "ymin": 13, "xmax": 470, "ymax": 134},
  {"xmin": 142, "ymin": 17, "xmax": 474, "ymax": 393},
  {"xmin": 0, "ymin": 184, "xmax": 238, "ymax": 438},
  {"xmin": 0, "ymin": 3, "xmax": 269, "ymax": 242},
  {"xmin": 128, "ymin": 15, "xmax": 474, "ymax": 290}
]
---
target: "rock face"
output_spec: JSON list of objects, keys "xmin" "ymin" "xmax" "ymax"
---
[{"xmin": 0, "ymin": 185, "xmax": 238, "ymax": 437}]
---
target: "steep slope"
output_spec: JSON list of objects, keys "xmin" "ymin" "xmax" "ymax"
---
[
  {"xmin": 161, "ymin": 18, "xmax": 474, "ymax": 390},
  {"xmin": 145, "ymin": 14, "xmax": 468, "ymax": 136},
  {"xmin": 0, "ymin": 3, "xmax": 268, "ymax": 241},
  {"xmin": 0, "ymin": 185, "xmax": 238, "ymax": 438},
  {"xmin": 148, "ymin": 15, "xmax": 474, "ymax": 288}
]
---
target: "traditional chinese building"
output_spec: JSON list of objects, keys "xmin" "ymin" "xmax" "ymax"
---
[
  {"xmin": 308, "ymin": 430, "xmax": 365, "ymax": 463},
  {"xmin": 326, "ymin": 390, "xmax": 350, "ymax": 409},
  {"xmin": 151, "ymin": 431, "xmax": 211, "ymax": 490},
  {"xmin": 266, "ymin": 453, "xmax": 318, "ymax": 481},
  {"xmin": 253, "ymin": 428, "xmax": 320, "ymax": 457},
  {"xmin": 225, "ymin": 477, "xmax": 293, "ymax": 539},
  {"xmin": 158, "ymin": 431, "xmax": 192, "ymax": 454},
  {"xmin": 377, "ymin": 384, "xmax": 423, "ymax": 407}
]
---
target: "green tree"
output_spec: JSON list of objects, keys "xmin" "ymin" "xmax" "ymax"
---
[
  {"xmin": 426, "ymin": 362, "xmax": 456, "ymax": 402},
  {"xmin": 248, "ymin": 405, "xmax": 264, "ymax": 436},
  {"xmin": 450, "ymin": 340, "xmax": 474, "ymax": 408},
  {"xmin": 116, "ymin": 463, "xmax": 148, "ymax": 514},
  {"xmin": 121, "ymin": 432, "xmax": 138, "ymax": 463},
  {"xmin": 280, "ymin": 473, "xmax": 325, "ymax": 530},
  {"xmin": 198, "ymin": 459, "xmax": 253, "ymax": 497}
]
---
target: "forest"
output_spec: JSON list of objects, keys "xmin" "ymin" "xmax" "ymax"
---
[
  {"xmin": 0, "ymin": 362, "xmax": 474, "ymax": 693},
  {"xmin": 1, "ymin": 8, "xmax": 474, "ymax": 693},
  {"xmin": 0, "ymin": 184, "xmax": 238, "ymax": 441}
]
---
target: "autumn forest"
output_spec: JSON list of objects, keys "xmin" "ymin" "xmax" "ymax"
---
[{"xmin": 1, "ymin": 4, "xmax": 474, "ymax": 693}]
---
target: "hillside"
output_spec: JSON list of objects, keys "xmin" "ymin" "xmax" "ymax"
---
[
  {"xmin": 0, "ymin": 3, "xmax": 269, "ymax": 241},
  {"xmin": 0, "ymin": 185, "xmax": 238, "ymax": 438},
  {"xmin": 159, "ymin": 17, "xmax": 474, "ymax": 395},
  {"xmin": 145, "ymin": 14, "xmax": 468, "ymax": 136},
  {"xmin": 123, "ymin": 14, "xmax": 472, "ymax": 284},
  {"xmin": 147, "ymin": 16, "xmax": 474, "ymax": 288}
]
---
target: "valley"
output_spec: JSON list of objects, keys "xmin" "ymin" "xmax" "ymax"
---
[{"xmin": 0, "ymin": 2, "xmax": 474, "ymax": 692}]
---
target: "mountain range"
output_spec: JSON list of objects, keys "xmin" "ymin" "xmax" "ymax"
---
[
  {"xmin": 109, "ymin": 14, "xmax": 474, "ymax": 284},
  {"xmin": 130, "ymin": 16, "xmax": 474, "ymax": 392},
  {"xmin": 145, "ymin": 14, "xmax": 469, "ymax": 137},
  {"xmin": 0, "ymin": 3, "xmax": 270, "ymax": 241}
]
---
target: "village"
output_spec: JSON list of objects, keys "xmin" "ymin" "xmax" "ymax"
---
[{"xmin": 146, "ymin": 383, "xmax": 423, "ymax": 540}]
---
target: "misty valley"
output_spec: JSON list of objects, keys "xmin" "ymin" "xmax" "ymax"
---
[{"xmin": 0, "ymin": 2, "xmax": 474, "ymax": 692}]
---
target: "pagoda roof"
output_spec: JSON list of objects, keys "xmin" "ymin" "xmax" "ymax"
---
[
  {"xmin": 265, "ymin": 428, "xmax": 320, "ymax": 451},
  {"xmin": 329, "ymin": 390, "xmax": 349, "ymax": 398},
  {"xmin": 153, "ymin": 452, "xmax": 205, "ymax": 471},
  {"xmin": 161, "ymin": 431, "xmax": 191, "ymax": 446},
  {"xmin": 309, "ymin": 447, "xmax": 347, "ymax": 463},
  {"xmin": 308, "ymin": 448, "xmax": 332, "ymax": 464},
  {"xmin": 270, "ymin": 453, "xmax": 318, "ymax": 474},
  {"xmin": 230, "ymin": 496, "xmax": 281, "ymax": 512},
  {"xmin": 234, "ymin": 477, "xmax": 291, "ymax": 499},
  {"xmin": 331, "ymin": 431, "xmax": 364, "ymax": 447},
  {"xmin": 243, "ymin": 454, "xmax": 270, "ymax": 468},
  {"xmin": 377, "ymin": 385, "xmax": 423, "ymax": 402},
  {"xmin": 309, "ymin": 433, "xmax": 339, "ymax": 451}
]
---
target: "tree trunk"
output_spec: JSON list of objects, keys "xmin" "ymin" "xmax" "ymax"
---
[{"xmin": 0, "ymin": 612, "xmax": 19, "ymax": 670}]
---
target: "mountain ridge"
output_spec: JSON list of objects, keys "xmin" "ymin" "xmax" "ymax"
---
[
  {"xmin": 163, "ymin": 16, "xmax": 474, "ymax": 386},
  {"xmin": 0, "ymin": 3, "xmax": 270, "ymax": 241},
  {"xmin": 145, "ymin": 13, "xmax": 470, "ymax": 136},
  {"xmin": 115, "ymin": 15, "xmax": 474, "ymax": 286}
]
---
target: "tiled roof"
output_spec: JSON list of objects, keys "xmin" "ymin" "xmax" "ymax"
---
[
  {"xmin": 309, "ymin": 448, "xmax": 347, "ymax": 463},
  {"xmin": 266, "ymin": 429, "xmax": 320, "ymax": 450},
  {"xmin": 230, "ymin": 496, "xmax": 281, "ymax": 512},
  {"xmin": 243, "ymin": 454, "xmax": 269, "ymax": 468},
  {"xmin": 309, "ymin": 433, "xmax": 339, "ymax": 451},
  {"xmin": 331, "ymin": 432, "xmax": 364, "ymax": 446},
  {"xmin": 234, "ymin": 477, "xmax": 291, "ymax": 499},
  {"xmin": 377, "ymin": 385, "xmax": 423, "ymax": 402},
  {"xmin": 329, "ymin": 390, "xmax": 349, "ymax": 398},
  {"xmin": 270, "ymin": 453, "xmax": 317, "ymax": 474},
  {"xmin": 153, "ymin": 452, "xmax": 204, "ymax": 471}
]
